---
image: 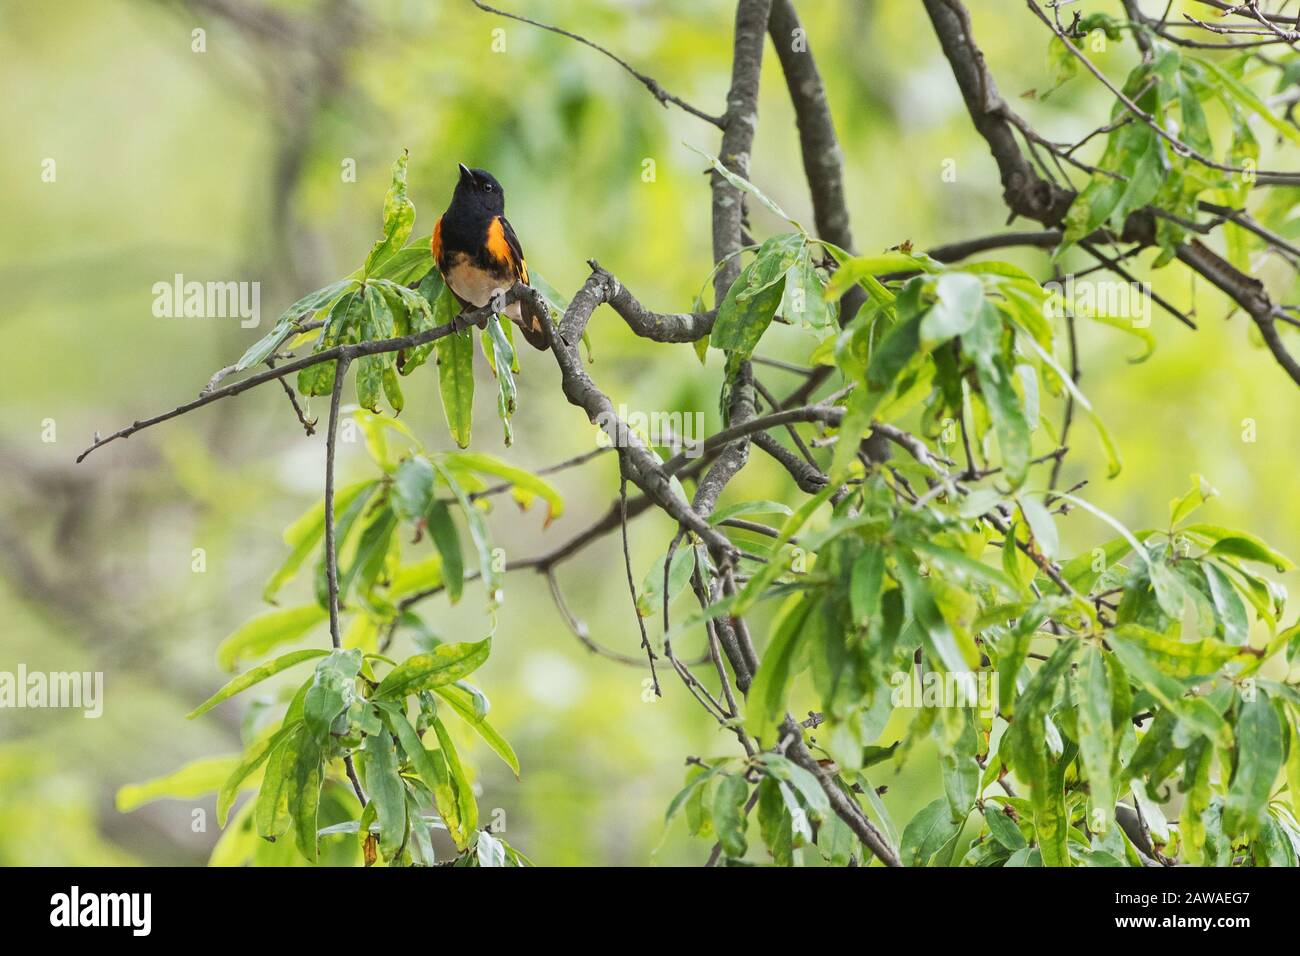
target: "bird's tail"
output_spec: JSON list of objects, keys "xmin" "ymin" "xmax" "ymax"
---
[{"xmin": 516, "ymin": 294, "xmax": 550, "ymax": 351}]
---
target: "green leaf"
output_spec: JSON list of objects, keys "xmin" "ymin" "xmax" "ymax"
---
[
  {"xmin": 1223, "ymin": 690, "xmax": 1284, "ymax": 840},
  {"xmin": 216, "ymin": 725, "xmax": 300, "ymax": 829},
  {"xmin": 484, "ymin": 315, "xmax": 517, "ymax": 445},
  {"xmin": 252, "ymin": 726, "xmax": 302, "ymax": 841},
  {"xmin": 781, "ymin": 245, "xmax": 833, "ymax": 329},
  {"xmin": 303, "ymin": 649, "xmax": 362, "ymax": 740},
  {"xmin": 1019, "ymin": 496, "xmax": 1059, "ymax": 560},
  {"xmin": 425, "ymin": 499, "xmax": 465, "ymax": 604},
  {"xmin": 433, "ymin": 683, "xmax": 520, "ymax": 777},
  {"xmin": 375, "ymin": 639, "xmax": 491, "ymax": 699},
  {"xmin": 1180, "ymin": 523, "xmax": 1294, "ymax": 572},
  {"xmin": 849, "ymin": 546, "xmax": 885, "ymax": 628},
  {"xmin": 921, "ymin": 272, "xmax": 984, "ymax": 344},
  {"xmin": 363, "ymin": 150, "xmax": 417, "ymax": 275},
  {"xmin": 354, "ymin": 286, "xmax": 395, "ymax": 412},
  {"xmin": 1002, "ymin": 638, "xmax": 1078, "ymax": 857},
  {"xmin": 433, "ymin": 717, "xmax": 479, "ymax": 842},
  {"xmin": 392, "ymin": 456, "xmax": 435, "ymax": 522},
  {"xmin": 1170, "ymin": 474, "xmax": 1219, "ymax": 527},
  {"xmin": 436, "ymin": 324, "xmax": 475, "ymax": 449},
  {"xmin": 823, "ymin": 251, "xmax": 938, "ymax": 301},
  {"xmin": 683, "ymin": 142, "xmax": 799, "ymax": 226},
  {"xmin": 712, "ymin": 774, "xmax": 750, "ymax": 859},
  {"xmin": 380, "ymin": 704, "xmax": 466, "ymax": 850},
  {"xmin": 894, "ymin": 552, "xmax": 981, "ymax": 673},
  {"xmin": 1108, "ymin": 629, "xmax": 1231, "ymax": 748},
  {"xmin": 431, "ymin": 461, "xmax": 502, "ymax": 608},
  {"xmin": 236, "ymin": 279, "xmax": 358, "ymax": 371},
  {"xmin": 911, "ymin": 540, "xmax": 1019, "ymax": 598},
  {"xmin": 188, "ymin": 649, "xmax": 328, "ymax": 720},
  {"xmin": 968, "ymin": 304, "xmax": 1031, "ymax": 488},
  {"xmin": 263, "ymin": 480, "xmax": 375, "ymax": 603},
  {"xmin": 363, "ymin": 728, "xmax": 408, "ymax": 859},
  {"xmin": 1042, "ymin": 35, "xmax": 1079, "ymax": 98},
  {"xmin": 367, "ymin": 243, "xmax": 433, "ymax": 285},
  {"xmin": 339, "ymin": 503, "xmax": 397, "ymax": 603},
  {"xmin": 710, "ymin": 500, "xmax": 793, "ymax": 524},
  {"xmin": 756, "ymin": 778, "xmax": 795, "ymax": 865},
  {"xmin": 1203, "ymin": 561, "xmax": 1248, "ymax": 646},
  {"xmin": 983, "ymin": 803, "xmax": 1027, "ymax": 850},
  {"xmin": 287, "ymin": 734, "xmax": 324, "ymax": 861},
  {"xmin": 1198, "ymin": 57, "xmax": 1300, "ymax": 146},
  {"xmin": 1112, "ymin": 622, "xmax": 1242, "ymax": 680},
  {"xmin": 710, "ymin": 270, "xmax": 787, "ymax": 358},
  {"xmin": 746, "ymin": 597, "xmax": 814, "ymax": 744},
  {"xmin": 937, "ymin": 709, "xmax": 980, "ymax": 822},
  {"xmin": 116, "ymin": 755, "xmax": 241, "ymax": 812},
  {"xmin": 1075, "ymin": 646, "xmax": 1115, "ymax": 833},
  {"xmin": 216, "ymin": 605, "xmax": 329, "ymax": 671},
  {"xmin": 756, "ymin": 753, "xmax": 831, "ymax": 821},
  {"xmin": 445, "ymin": 451, "xmax": 565, "ymax": 525},
  {"xmin": 733, "ymin": 486, "xmax": 834, "ymax": 617},
  {"xmin": 735, "ymin": 234, "xmax": 805, "ymax": 303},
  {"xmin": 1016, "ymin": 335, "xmax": 1120, "ymax": 477},
  {"xmin": 636, "ymin": 544, "xmax": 697, "ymax": 618},
  {"xmin": 900, "ymin": 796, "xmax": 963, "ymax": 866}
]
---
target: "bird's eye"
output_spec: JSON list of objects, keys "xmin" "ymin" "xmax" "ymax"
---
[{"xmin": 483, "ymin": 182, "xmax": 494, "ymax": 192}]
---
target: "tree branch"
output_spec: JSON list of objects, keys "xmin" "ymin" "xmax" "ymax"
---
[{"xmin": 467, "ymin": 0, "xmax": 724, "ymax": 126}]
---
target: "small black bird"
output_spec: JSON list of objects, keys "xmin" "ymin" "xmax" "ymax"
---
[{"xmin": 431, "ymin": 164, "xmax": 548, "ymax": 350}]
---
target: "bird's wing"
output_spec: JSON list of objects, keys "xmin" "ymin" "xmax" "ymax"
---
[
  {"xmin": 489, "ymin": 215, "xmax": 530, "ymax": 284},
  {"xmin": 430, "ymin": 216, "xmax": 443, "ymax": 264}
]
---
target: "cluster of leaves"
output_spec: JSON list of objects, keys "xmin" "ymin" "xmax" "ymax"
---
[
  {"xmin": 120, "ymin": 413, "xmax": 560, "ymax": 863},
  {"xmin": 1055, "ymin": 35, "xmax": 1300, "ymax": 268},
  {"xmin": 115, "ymin": 156, "xmax": 587, "ymax": 864},
  {"xmin": 658, "ymin": 158, "xmax": 1300, "ymax": 865}
]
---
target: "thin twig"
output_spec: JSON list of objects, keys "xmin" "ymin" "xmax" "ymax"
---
[{"xmin": 468, "ymin": 0, "xmax": 724, "ymax": 126}]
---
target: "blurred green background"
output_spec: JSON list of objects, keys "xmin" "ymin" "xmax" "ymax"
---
[{"xmin": 1, "ymin": 0, "xmax": 1296, "ymax": 866}]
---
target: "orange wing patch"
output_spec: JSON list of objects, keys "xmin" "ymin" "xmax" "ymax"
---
[
  {"xmin": 430, "ymin": 217, "xmax": 443, "ymax": 263},
  {"xmin": 485, "ymin": 217, "xmax": 513, "ymax": 269}
]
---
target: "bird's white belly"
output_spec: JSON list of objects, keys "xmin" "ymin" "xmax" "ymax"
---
[{"xmin": 445, "ymin": 256, "xmax": 521, "ymax": 321}]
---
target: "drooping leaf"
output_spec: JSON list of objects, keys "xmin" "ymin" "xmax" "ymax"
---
[
  {"xmin": 1223, "ymin": 690, "xmax": 1284, "ymax": 840},
  {"xmin": 433, "ymin": 683, "xmax": 520, "ymax": 777},
  {"xmin": 363, "ymin": 728, "xmax": 408, "ymax": 860},
  {"xmin": 712, "ymin": 774, "xmax": 750, "ymax": 859},
  {"xmin": 435, "ymin": 323, "xmax": 475, "ymax": 449}
]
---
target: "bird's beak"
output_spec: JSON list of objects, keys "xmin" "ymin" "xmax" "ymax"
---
[{"xmin": 457, "ymin": 163, "xmax": 473, "ymax": 183}]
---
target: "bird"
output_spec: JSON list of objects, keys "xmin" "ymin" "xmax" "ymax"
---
[{"xmin": 431, "ymin": 164, "xmax": 549, "ymax": 351}]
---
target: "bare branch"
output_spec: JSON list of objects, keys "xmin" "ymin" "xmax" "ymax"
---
[{"xmin": 467, "ymin": 0, "xmax": 724, "ymax": 126}]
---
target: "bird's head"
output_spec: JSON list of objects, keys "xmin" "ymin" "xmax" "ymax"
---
[{"xmin": 453, "ymin": 163, "xmax": 505, "ymax": 216}]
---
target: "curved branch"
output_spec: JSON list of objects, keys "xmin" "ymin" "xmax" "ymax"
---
[
  {"xmin": 593, "ymin": 265, "xmax": 717, "ymax": 342},
  {"xmin": 467, "ymin": 0, "xmax": 724, "ymax": 127},
  {"xmin": 923, "ymin": 0, "xmax": 1300, "ymax": 387}
]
